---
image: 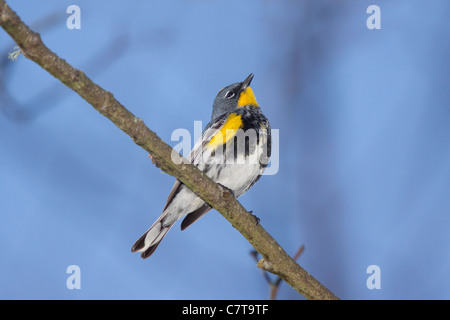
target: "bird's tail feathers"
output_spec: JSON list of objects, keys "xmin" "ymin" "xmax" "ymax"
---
[{"xmin": 131, "ymin": 216, "xmax": 174, "ymax": 259}]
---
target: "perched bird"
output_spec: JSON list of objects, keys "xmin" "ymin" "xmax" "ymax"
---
[{"xmin": 131, "ymin": 74, "xmax": 271, "ymax": 258}]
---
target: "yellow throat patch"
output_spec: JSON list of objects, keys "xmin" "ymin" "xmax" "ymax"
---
[
  {"xmin": 238, "ymin": 87, "xmax": 258, "ymax": 107},
  {"xmin": 208, "ymin": 113, "xmax": 243, "ymax": 149}
]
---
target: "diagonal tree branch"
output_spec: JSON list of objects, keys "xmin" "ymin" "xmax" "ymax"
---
[{"xmin": 0, "ymin": 0, "xmax": 338, "ymax": 300}]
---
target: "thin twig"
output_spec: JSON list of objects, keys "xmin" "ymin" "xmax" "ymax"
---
[{"xmin": 252, "ymin": 245, "xmax": 306, "ymax": 299}]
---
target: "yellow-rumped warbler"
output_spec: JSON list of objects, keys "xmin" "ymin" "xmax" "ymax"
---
[{"xmin": 131, "ymin": 74, "xmax": 271, "ymax": 258}]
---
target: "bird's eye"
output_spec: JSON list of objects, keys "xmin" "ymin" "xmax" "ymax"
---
[{"xmin": 225, "ymin": 91, "xmax": 235, "ymax": 99}]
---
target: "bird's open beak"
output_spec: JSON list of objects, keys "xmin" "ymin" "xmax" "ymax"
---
[{"xmin": 241, "ymin": 73, "xmax": 254, "ymax": 89}]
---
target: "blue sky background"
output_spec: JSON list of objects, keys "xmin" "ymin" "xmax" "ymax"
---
[{"xmin": 1, "ymin": 0, "xmax": 449, "ymax": 299}]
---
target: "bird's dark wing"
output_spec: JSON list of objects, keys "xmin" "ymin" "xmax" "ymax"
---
[
  {"xmin": 180, "ymin": 204, "xmax": 212, "ymax": 230},
  {"xmin": 162, "ymin": 180, "xmax": 182, "ymax": 211}
]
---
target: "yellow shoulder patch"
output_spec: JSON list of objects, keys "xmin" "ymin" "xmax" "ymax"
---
[
  {"xmin": 208, "ymin": 113, "xmax": 243, "ymax": 148},
  {"xmin": 238, "ymin": 87, "xmax": 258, "ymax": 107}
]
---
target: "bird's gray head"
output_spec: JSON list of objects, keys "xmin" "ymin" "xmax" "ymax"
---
[{"xmin": 211, "ymin": 73, "xmax": 259, "ymax": 120}]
